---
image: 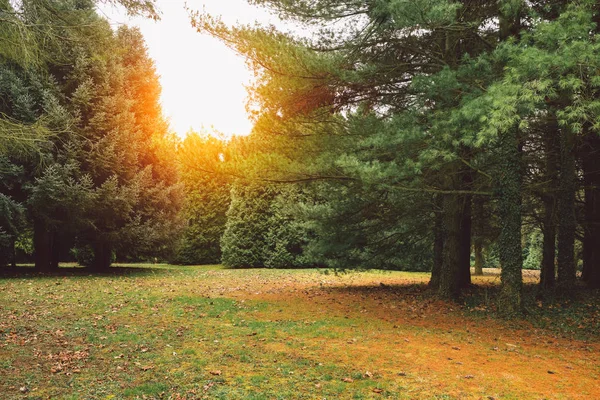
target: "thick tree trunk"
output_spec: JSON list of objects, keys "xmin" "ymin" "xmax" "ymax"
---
[
  {"xmin": 540, "ymin": 123, "xmax": 559, "ymax": 291},
  {"xmin": 496, "ymin": 2, "xmax": 524, "ymax": 315},
  {"xmin": 33, "ymin": 218, "xmax": 52, "ymax": 272},
  {"xmin": 497, "ymin": 128, "xmax": 523, "ymax": 315},
  {"xmin": 583, "ymin": 5, "xmax": 600, "ymax": 288},
  {"xmin": 557, "ymin": 130, "xmax": 577, "ymax": 292},
  {"xmin": 438, "ymin": 189, "xmax": 462, "ymax": 299},
  {"xmin": 582, "ymin": 130, "xmax": 600, "ymax": 288},
  {"xmin": 91, "ymin": 241, "xmax": 112, "ymax": 272},
  {"xmin": 429, "ymin": 196, "xmax": 444, "ymax": 289}
]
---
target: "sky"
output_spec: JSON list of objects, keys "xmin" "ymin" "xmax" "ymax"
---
[{"xmin": 98, "ymin": 0, "xmax": 279, "ymax": 139}]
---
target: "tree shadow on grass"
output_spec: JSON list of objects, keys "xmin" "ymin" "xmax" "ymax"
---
[
  {"xmin": 326, "ymin": 280, "xmax": 600, "ymax": 340},
  {"xmin": 322, "ymin": 281, "xmax": 430, "ymax": 299},
  {"xmin": 0, "ymin": 265, "xmax": 170, "ymax": 279}
]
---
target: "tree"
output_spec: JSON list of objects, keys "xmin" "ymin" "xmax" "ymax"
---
[
  {"xmin": 65, "ymin": 26, "xmax": 183, "ymax": 270},
  {"xmin": 221, "ymin": 183, "xmax": 275, "ymax": 268},
  {"xmin": 1, "ymin": 0, "xmax": 182, "ymax": 271},
  {"xmin": 175, "ymin": 132, "xmax": 231, "ymax": 265}
]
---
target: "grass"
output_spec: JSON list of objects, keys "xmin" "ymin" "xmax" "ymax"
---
[{"xmin": 0, "ymin": 264, "xmax": 599, "ymax": 399}]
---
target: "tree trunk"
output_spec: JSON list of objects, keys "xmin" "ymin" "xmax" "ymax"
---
[
  {"xmin": 540, "ymin": 122, "xmax": 559, "ymax": 291},
  {"xmin": 10, "ymin": 238, "xmax": 17, "ymax": 268},
  {"xmin": 458, "ymin": 163, "xmax": 473, "ymax": 287},
  {"xmin": 540, "ymin": 196, "xmax": 557, "ymax": 290},
  {"xmin": 497, "ymin": 128, "xmax": 523, "ymax": 315},
  {"xmin": 496, "ymin": 1, "xmax": 524, "ymax": 315},
  {"xmin": 582, "ymin": 130, "xmax": 600, "ymax": 288},
  {"xmin": 557, "ymin": 129, "xmax": 577, "ymax": 293},
  {"xmin": 474, "ymin": 241, "xmax": 484, "ymax": 275},
  {"xmin": 459, "ymin": 191, "xmax": 472, "ymax": 287},
  {"xmin": 472, "ymin": 196, "xmax": 485, "ymax": 276},
  {"xmin": 438, "ymin": 186, "xmax": 462, "ymax": 299},
  {"xmin": 34, "ymin": 218, "xmax": 52, "ymax": 272},
  {"xmin": 430, "ymin": 196, "xmax": 444, "ymax": 289},
  {"xmin": 91, "ymin": 241, "xmax": 112, "ymax": 272},
  {"xmin": 50, "ymin": 232, "xmax": 60, "ymax": 270}
]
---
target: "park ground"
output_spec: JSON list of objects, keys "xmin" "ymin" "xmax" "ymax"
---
[{"xmin": 0, "ymin": 265, "xmax": 599, "ymax": 399}]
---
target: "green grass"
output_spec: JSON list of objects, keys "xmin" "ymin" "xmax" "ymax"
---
[{"xmin": 0, "ymin": 264, "xmax": 598, "ymax": 399}]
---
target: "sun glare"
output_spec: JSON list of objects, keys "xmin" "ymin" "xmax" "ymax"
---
[{"xmin": 98, "ymin": 0, "xmax": 277, "ymax": 140}]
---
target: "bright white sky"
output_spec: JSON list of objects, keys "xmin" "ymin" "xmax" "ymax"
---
[{"xmin": 98, "ymin": 0, "xmax": 280, "ymax": 139}]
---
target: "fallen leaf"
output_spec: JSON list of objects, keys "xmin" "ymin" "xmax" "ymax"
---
[
  {"xmin": 140, "ymin": 365, "xmax": 154, "ymax": 371},
  {"xmin": 364, "ymin": 371, "xmax": 373, "ymax": 378},
  {"xmin": 210, "ymin": 370, "xmax": 222, "ymax": 376},
  {"xmin": 464, "ymin": 375, "xmax": 474, "ymax": 379},
  {"xmin": 373, "ymin": 388, "xmax": 384, "ymax": 394},
  {"xmin": 342, "ymin": 377, "xmax": 354, "ymax": 383}
]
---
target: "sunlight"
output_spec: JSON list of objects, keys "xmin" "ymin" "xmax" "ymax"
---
[{"xmin": 98, "ymin": 0, "xmax": 278, "ymax": 139}]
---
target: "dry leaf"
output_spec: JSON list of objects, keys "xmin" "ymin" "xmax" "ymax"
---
[
  {"xmin": 342, "ymin": 377, "xmax": 354, "ymax": 383},
  {"xmin": 373, "ymin": 388, "xmax": 384, "ymax": 394},
  {"xmin": 210, "ymin": 370, "xmax": 222, "ymax": 376}
]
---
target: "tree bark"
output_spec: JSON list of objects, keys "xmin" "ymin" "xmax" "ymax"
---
[
  {"xmin": 50, "ymin": 232, "xmax": 60, "ymax": 270},
  {"xmin": 458, "ymin": 166, "xmax": 473, "ymax": 287},
  {"xmin": 91, "ymin": 241, "xmax": 112, "ymax": 272},
  {"xmin": 10, "ymin": 238, "xmax": 17, "ymax": 268},
  {"xmin": 540, "ymin": 122, "xmax": 559, "ymax": 291},
  {"xmin": 34, "ymin": 218, "xmax": 52, "ymax": 272},
  {"xmin": 582, "ymin": 130, "xmax": 600, "ymax": 288},
  {"xmin": 438, "ymin": 173, "xmax": 462, "ymax": 299},
  {"xmin": 459, "ymin": 193, "xmax": 472, "ymax": 287},
  {"xmin": 540, "ymin": 195, "xmax": 557, "ymax": 290},
  {"xmin": 472, "ymin": 196, "xmax": 485, "ymax": 276},
  {"xmin": 496, "ymin": 1, "xmax": 524, "ymax": 315},
  {"xmin": 430, "ymin": 195, "xmax": 444, "ymax": 289},
  {"xmin": 557, "ymin": 129, "xmax": 577, "ymax": 293},
  {"xmin": 497, "ymin": 128, "xmax": 523, "ymax": 315},
  {"xmin": 474, "ymin": 241, "xmax": 484, "ymax": 275}
]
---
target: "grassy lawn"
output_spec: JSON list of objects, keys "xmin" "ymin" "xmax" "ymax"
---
[{"xmin": 0, "ymin": 265, "xmax": 599, "ymax": 399}]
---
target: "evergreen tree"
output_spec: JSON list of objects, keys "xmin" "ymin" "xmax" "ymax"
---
[{"xmin": 175, "ymin": 132, "xmax": 231, "ymax": 265}]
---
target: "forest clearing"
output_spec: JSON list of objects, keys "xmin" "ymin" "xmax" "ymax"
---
[
  {"xmin": 1, "ymin": 265, "xmax": 598, "ymax": 399},
  {"xmin": 3, "ymin": 0, "xmax": 600, "ymax": 398}
]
